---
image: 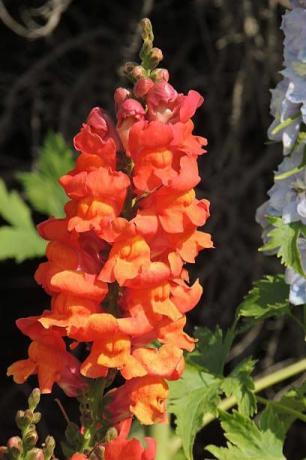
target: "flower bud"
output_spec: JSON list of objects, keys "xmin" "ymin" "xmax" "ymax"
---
[
  {"xmin": 23, "ymin": 430, "xmax": 39, "ymax": 450},
  {"xmin": 150, "ymin": 68, "xmax": 169, "ymax": 82},
  {"xmin": 43, "ymin": 436, "xmax": 56, "ymax": 460},
  {"xmin": 0, "ymin": 446, "xmax": 8, "ymax": 459},
  {"xmin": 130, "ymin": 65, "xmax": 147, "ymax": 81},
  {"xmin": 140, "ymin": 18, "xmax": 154, "ymax": 43},
  {"xmin": 25, "ymin": 448, "xmax": 44, "ymax": 460},
  {"xmin": 7, "ymin": 437, "xmax": 22, "ymax": 451},
  {"xmin": 114, "ymin": 88, "xmax": 130, "ymax": 106},
  {"xmin": 134, "ymin": 78, "xmax": 154, "ymax": 97},
  {"xmin": 148, "ymin": 47, "xmax": 163, "ymax": 69},
  {"xmin": 89, "ymin": 445, "xmax": 105, "ymax": 460},
  {"xmin": 104, "ymin": 427, "xmax": 118, "ymax": 443},
  {"xmin": 28, "ymin": 388, "xmax": 40, "ymax": 411}
]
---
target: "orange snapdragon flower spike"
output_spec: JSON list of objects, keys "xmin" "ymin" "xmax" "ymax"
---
[{"xmin": 8, "ymin": 18, "xmax": 212, "ymax": 457}]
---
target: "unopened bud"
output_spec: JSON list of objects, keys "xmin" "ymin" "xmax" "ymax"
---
[
  {"xmin": 0, "ymin": 446, "xmax": 8, "ymax": 458},
  {"xmin": 25, "ymin": 448, "xmax": 44, "ymax": 460},
  {"xmin": 114, "ymin": 87, "xmax": 130, "ymax": 106},
  {"xmin": 89, "ymin": 445, "xmax": 105, "ymax": 460},
  {"xmin": 140, "ymin": 18, "xmax": 154, "ymax": 42},
  {"xmin": 32, "ymin": 412, "xmax": 41, "ymax": 425},
  {"xmin": 104, "ymin": 427, "xmax": 118, "ymax": 443},
  {"xmin": 7, "ymin": 437, "xmax": 22, "ymax": 451},
  {"xmin": 15, "ymin": 410, "xmax": 26, "ymax": 430},
  {"xmin": 150, "ymin": 68, "xmax": 169, "ymax": 82},
  {"xmin": 148, "ymin": 47, "xmax": 163, "ymax": 69},
  {"xmin": 134, "ymin": 77, "xmax": 154, "ymax": 97},
  {"xmin": 28, "ymin": 389, "xmax": 40, "ymax": 411},
  {"xmin": 43, "ymin": 436, "xmax": 56, "ymax": 460},
  {"xmin": 130, "ymin": 65, "xmax": 147, "ymax": 81},
  {"xmin": 23, "ymin": 430, "xmax": 38, "ymax": 450}
]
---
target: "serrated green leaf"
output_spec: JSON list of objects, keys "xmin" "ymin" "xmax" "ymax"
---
[
  {"xmin": 238, "ymin": 275, "xmax": 290, "ymax": 320},
  {"xmin": 260, "ymin": 217, "xmax": 306, "ymax": 276},
  {"xmin": 0, "ymin": 179, "xmax": 33, "ymax": 228},
  {"xmin": 206, "ymin": 411, "xmax": 285, "ymax": 460},
  {"xmin": 221, "ymin": 358, "xmax": 257, "ymax": 417},
  {"xmin": 0, "ymin": 179, "xmax": 46, "ymax": 262},
  {"xmin": 259, "ymin": 382, "xmax": 306, "ymax": 441},
  {"xmin": 0, "ymin": 227, "xmax": 46, "ymax": 262},
  {"xmin": 17, "ymin": 132, "xmax": 74, "ymax": 217},
  {"xmin": 187, "ymin": 326, "xmax": 236, "ymax": 376},
  {"xmin": 169, "ymin": 366, "xmax": 221, "ymax": 460}
]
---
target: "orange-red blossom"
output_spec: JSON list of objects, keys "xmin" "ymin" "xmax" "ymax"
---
[{"xmin": 8, "ymin": 70, "xmax": 212, "ymax": 441}]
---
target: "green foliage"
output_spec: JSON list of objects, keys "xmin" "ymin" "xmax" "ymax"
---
[
  {"xmin": 260, "ymin": 217, "xmax": 306, "ymax": 276},
  {"xmin": 0, "ymin": 179, "xmax": 46, "ymax": 262},
  {"xmin": 259, "ymin": 382, "xmax": 306, "ymax": 441},
  {"xmin": 0, "ymin": 132, "xmax": 73, "ymax": 262},
  {"xmin": 221, "ymin": 358, "xmax": 257, "ymax": 417},
  {"xmin": 238, "ymin": 275, "xmax": 290, "ymax": 320},
  {"xmin": 188, "ymin": 326, "xmax": 236, "ymax": 375},
  {"xmin": 168, "ymin": 366, "xmax": 221, "ymax": 460},
  {"xmin": 17, "ymin": 132, "xmax": 74, "ymax": 217},
  {"xmin": 206, "ymin": 411, "xmax": 285, "ymax": 460}
]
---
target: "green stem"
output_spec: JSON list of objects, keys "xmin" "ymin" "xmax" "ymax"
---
[
  {"xmin": 256, "ymin": 395, "xmax": 306, "ymax": 423},
  {"xmin": 150, "ymin": 424, "xmax": 170, "ymax": 460},
  {"xmin": 202, "ymin": 358, "xmax": 306, "ymax": 426}
]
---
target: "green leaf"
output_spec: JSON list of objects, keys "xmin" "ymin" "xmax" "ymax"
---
[
  {"xmin": 168, "ymin": 366, "xmax": 221, "ymax": 460},
  {"xmin": 206, "ymin": 411, "xmax": 285, "ymax": 460},
  {"xmin": 17, "ymin": 132, "xmax": 74, "ymax": 217},
  {"xmin": 238, "ymin": 275, "xmax": 290, "ymax": 320},
  {"xmin": 259, "ymin": 382, "xmax": 306, "ymax": 441},
  {"xmin": 0, "ymin": 227, "xmax": 45, "ymax": 262},
  {"xmin": 0, "ymin": 179, "xmax": 46, "ymax": 262},
  {"xmin": 0, "ymin": 179, "xmax": 33, "ymax": 229},
  {"xmin": 221, "ymin": 358, "xmax": 257, "ymax": 417},
  {"xmin": 187, "ymin": 326, "xmax": 236, "ymax": 375},
  {"xmin": 260, "ymin": 217, "xmax": 306, "ymax": 277}
]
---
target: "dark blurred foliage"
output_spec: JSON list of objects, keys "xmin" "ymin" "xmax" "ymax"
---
[{"xmin": 0, "ymin": 0, "xmax": 305, "ymax": 458}]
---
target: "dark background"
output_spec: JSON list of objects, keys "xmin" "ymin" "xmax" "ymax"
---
[{"xmin": 0, "ymin": 0, "xmax": 305, "ymax": 458}]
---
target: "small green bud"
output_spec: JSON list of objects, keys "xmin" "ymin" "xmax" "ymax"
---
[
  {"xmin": 23, "ymin": 430, "xmax": 38, "ymax": 450},
  {"xmin": 147, "ymin": 47, "xmax": 163, "ymax": 69},
  {"xmin": 43, "ymin": 436, "xmax": 55, "ymax": 460},
  {"xmin": 25, "ymin": 448, "xmax": 44, "ymax": 460},
  {"xmin": 130, "ymin": 65, "xmax": 147, "ymax": 81},
  {"xmin": 28, "ymin": 389, "xmax": 40, "ymax": 411},
  {"xmin": 104, "ymin": 427, "xmax": 118, "ymax": 443},
  {"xmin": 32, "ymin": 412, "xmax": 41, "ymax": 425},
  {"xmin": 140, "ymin": 18, "xmax": 154, "ymax": 42},
  {"xmin": 7, "ymin": 447, "xmax": 22, "ymax": 460},
  {"xmin": 15, "ymin": 410, "xmax": 26, "ymax": 430}
]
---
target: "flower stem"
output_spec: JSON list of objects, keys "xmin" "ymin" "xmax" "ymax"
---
[
  {"xmin": 256, "ymin": 395, "xmax": 306, "ymax": 423},
  {"xmin": 202, "ymin": 358, "xmax": 306, "ymax": 426}
]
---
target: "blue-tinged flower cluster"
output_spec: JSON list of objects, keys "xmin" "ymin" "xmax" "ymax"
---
[{"xmin": 256, "ymin": 0, "xmax": 306, "ymax": 305}]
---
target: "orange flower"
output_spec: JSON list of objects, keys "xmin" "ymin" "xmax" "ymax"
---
[
  {"xmin": 99, "ymin": 234, "xmax": 151, "ymax": 286},
  {"xmin": 106, "ymin": 376, "xmax": 169, "ymax": 425},
  {"xmin": 7, "ymin": 327, "xmax": 86, "ymax": 396},
  {"xmin": 135, "ymin": 187, "xmax": 210, "ymax": 234},
  {"xmin": 104, "ymin": 417, "xmax": 156, "ymax": 460}
]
